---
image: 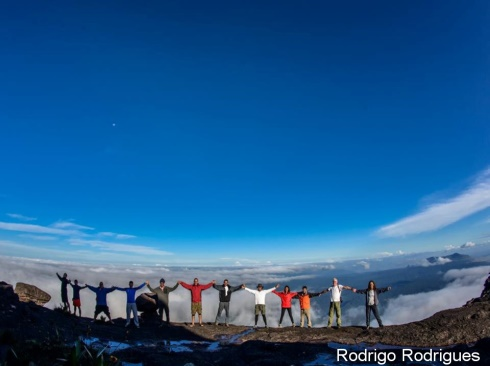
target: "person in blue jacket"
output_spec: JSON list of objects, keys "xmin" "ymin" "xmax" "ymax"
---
[
  {"xmin": 87, "ymin": 282, "xmax": 116, "ymax": 324},
  {"xmin": 115, "ymin": 280, "xmax": 146, "ymax": 328}
]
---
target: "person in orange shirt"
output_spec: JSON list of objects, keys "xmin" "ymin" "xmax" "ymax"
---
[{"xmin": 294, "ymin": 286, "xmax": 325, "ymax": 328}]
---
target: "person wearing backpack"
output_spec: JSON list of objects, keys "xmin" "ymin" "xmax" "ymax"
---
[{"xmin": 323, "ymin": 277, "xmax": 354, "ymax": 329}]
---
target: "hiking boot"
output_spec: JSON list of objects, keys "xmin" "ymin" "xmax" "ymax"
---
[
  {"xmin": 292, "ymin": 323, "xmax": 296, "ymax": 327},
  {"xmin": 125, "ymin": 322, "xmax": 130, "ymax": 327},
  {"xmin": 278, "ymin": 324, "xmax": 282, "ymax": 328},
  {"xmin": 253, "ymin": 325, "xmax": 258, "ymax": 329},
  {"xmin": 215, "ymin": 322, "xmax": 219, "ymax": 326},
  {"xmin": 225, "ymin": 323, "xmax": 229, "ymax": 327}
]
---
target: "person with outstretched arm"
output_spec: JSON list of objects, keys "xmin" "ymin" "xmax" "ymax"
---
[
  {"xmin": 146, "ymin": 278, "xmax": 179, "ymax": 326},
  {"xmin": 69, "ymin": 279, "xmax": 87, "ymax": 317},
  {"xmin": 353, "ymin": 280, "xmax": 391, "ymax": 329},
  {"xmin": 87, "ymin": 282, "xmax": 116, "ymax": 324},
  {"xmin": 115, "ymin": 280, "xmax": 146, "ymax": 328},
  {"xmin": 323, "ymin": 277, "xmax": 354, "ymax": 329},
  {"xmin": 293, "ymin": 286, "xmax": 324, "ymax": 328},
  {"xmin": 178, "ymin": 278, "xmax": 215, "ymax": 327},
  {"xmin": 213, "ymin": 279, "xmax": 244, "ymax": 326},
  {"xmin": 56, "ymin": 272, "xmax": 71, "ymax": 313},
  {"xmin": 273, "ymin": 285, "xmax": 298, "ymax": 327},
  {"xmin": 243, "ymin": 283, "xmax": 279, "ymax": 328}
]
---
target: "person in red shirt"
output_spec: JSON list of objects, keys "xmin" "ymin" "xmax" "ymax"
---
[
  {"xmin": 178, "ymin": 278, "xmax": 215, "ymax": 327},
  {"xmin": 273, "ymin": 285, "xmax": 298, "ymax": 327}
]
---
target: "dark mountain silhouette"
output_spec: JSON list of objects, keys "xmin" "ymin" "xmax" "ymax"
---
[{"xmin": 426, "ymin": 252, "xmax": 470, "ymax": 264}]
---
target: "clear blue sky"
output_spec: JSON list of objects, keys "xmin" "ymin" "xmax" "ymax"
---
[{"xmin": 1, "ymin": 1, "xmax": 489, "ymax": 265}]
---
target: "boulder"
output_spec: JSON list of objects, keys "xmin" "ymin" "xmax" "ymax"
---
[
  {"xmin": 136, "ymin": 292, "xmax": 158, "ymax": 313},
  {"xmin": 14, "ymin": 282, "xmax": 51, "ymax": 306}
]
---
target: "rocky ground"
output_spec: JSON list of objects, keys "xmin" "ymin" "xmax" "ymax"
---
[{"xmin": 1, "ymin": 276, "xmax": 490, "ymax": 365}]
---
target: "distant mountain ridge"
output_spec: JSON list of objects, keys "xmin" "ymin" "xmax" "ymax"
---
[{"xmin": 426, "ymin": 252, "xmax": 470, "ymax": 264}]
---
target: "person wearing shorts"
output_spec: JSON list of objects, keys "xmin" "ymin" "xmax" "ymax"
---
[
  {"xmin": 178, "ymin": 278, "xmax": 215, "ymax": 327},
  {"xmin": 70, "ymin": 279, "xmax": 87, "ymax": 317},
  {"xmin": 243, "ymin": 283, "xmax": 279, "ymax": 328},
  {"xmin": 87, "ymin": 282, "xmax": 116, "ymax": 324}
]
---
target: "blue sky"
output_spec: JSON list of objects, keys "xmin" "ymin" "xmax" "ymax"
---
[{"xmin": 0, "ymin": 1, "xmax": 489, "ymax": 265}]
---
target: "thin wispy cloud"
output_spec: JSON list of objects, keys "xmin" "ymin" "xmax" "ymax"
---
[
  {"xmin": 51, "ymin": 221, "xmax": 94, "ymax": 230},
  {"xmin": 377, "ymin": 167, "xmax": 490, "ymax": 238},
  {"xmin": 97, "ymin": 232, "xmax": 136, "ymax": 239},
  {"xmin": 461, "ymin": 241, "xmax": 475, "ymax": 248},
  {"xmin": 68, "ymin": 238, "xmax": 173, "ymax": 256},
  {"xmin": 19, "ymin": 234, "xmax": 58, "ymax": 241},
  {"xmin": 0, "ymin": 222, "xmax": 83, "ymax": 236},
  {"xmin": 7, "ymin": 213, "xmax": 37, "ymax": 221}
]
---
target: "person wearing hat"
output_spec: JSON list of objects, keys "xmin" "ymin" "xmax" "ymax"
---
[
  {"xmin": 243, "ymin": 283, "xmax": 279, "ymax": 328},
  {"xmin": 146, "ymin": 278, "xmax": 179, "ymax": 326}
]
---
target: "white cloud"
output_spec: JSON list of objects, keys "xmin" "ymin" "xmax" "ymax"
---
[
  {"xmin": 376, "ymin": 252, "xmax": 394, "ymax": 258},
  {"xmin": 19, "ymin": 234, "xmax": 57, "ymax": 241},
  {"xmin": 445, "ymin": 244, "xmax": 457, "ymax": 251},
  {"xmin": 0, "ymin": 222, "xmax": 83, "ymax": 236},
  {"xmin": 382, "ymin": 266, "xmax": 488, "ymax": 325},
  {"xmin": 355, "ymin": 261, "xmax": 370, "ymax": 270},
  {"xmin": 115, "ymin": 234, "xmax": 136, "ymax": 239},
  {"xmin": 377, "ymin": 167, "xmax": 490, "ymax": 238},
  {"xmin": 51, "ymin": 221, "xmax": 94, "ymax": 231},
  {"xmin": 97, "ymin": 232, "xmax": 136, "ymax": 239},
  {"xmin": 418, "ymin": 257, "xmax": 452, "ymax": 267},
  {"xmin": 68, "ymin": 238, "xmax": 173, "ymax": 256},
  {"xmin": 461, "ymin": 241, "xmax": 475, "ymax": 248},
  {"xmin": 7, "ymin": 213, "xmax": 37, "ymax": 221},
  {"xmin": 322, "ymin": 264, "xmax": 336, "ymax": 270}
]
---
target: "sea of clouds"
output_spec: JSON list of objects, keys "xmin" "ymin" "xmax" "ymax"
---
[{"xmin": 0, "ymin": 256, "xmax": 488, "ymax": 328}]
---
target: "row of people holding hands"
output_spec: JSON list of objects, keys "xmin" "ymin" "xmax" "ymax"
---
[{"xmin": 57, "ymin": 273, "xmax": 391, "ymax": 330}]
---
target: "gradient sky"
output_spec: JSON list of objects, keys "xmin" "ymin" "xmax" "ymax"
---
[{"xmin": 1, "ymin": 1, "xmax": 489, "ymax": 265}]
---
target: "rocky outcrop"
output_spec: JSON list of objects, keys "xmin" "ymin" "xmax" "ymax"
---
[
  {"xmin": 136, "ymin": 292, "xmax": 158, "ymax": 313},
  {"xmin": 465, "ymin": 272, "xmax": 490, "ymax": 306},
  {"xmin": 14, "ymin": 282, "xmax": 51, "ymax": 306}
]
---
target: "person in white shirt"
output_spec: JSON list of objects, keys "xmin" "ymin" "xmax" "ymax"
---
[
  {"xmin": 353, "ymin": 280, "xmax": 391, "ymax": 329},
  {"xmin": 243, "ymin": 283, "xmax": 279, "ymax": 328},
  {"xmin": 323, "ymin": 277, "xmax": 354, "ymax": 328}
]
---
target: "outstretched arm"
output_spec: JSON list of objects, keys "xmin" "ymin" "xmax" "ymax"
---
[
  {"xmin": 86, "ymin": 285, "xmax": 96, "ymax": 292},
  {"xmin": 178, "ymin": 281, "xmax": 192, "ymax": 290},
  {"xmin": 243, "ymin": 287, "xmax": 256, "ymax": 294},
  {"xmin": 134, "ymin": 283, "xmax": 146, "ymax": 291},
  {"xmin": 230, "ymin": 284, "xmax": 243, "ymax": 292},
  {"xmin": 201, "ymin": 281, "xmax": 215, "ymax": 290},
  {"xmin": 167, "ymin": 282, "xmax": 179, "ymax": 292},
  {"xmin": 378, "ymin": 286, "xmax": 391, "ymax": 294},
  {"xmin": 56, "ymin": 273, "xmax": 62, "ymax": 281}
]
